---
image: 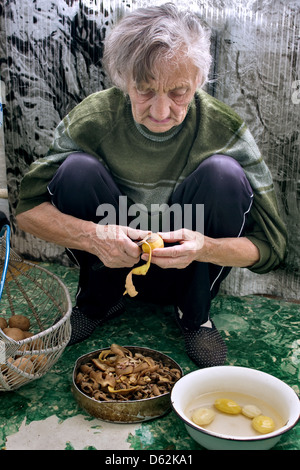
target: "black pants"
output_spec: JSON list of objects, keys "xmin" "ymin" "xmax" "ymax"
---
[{"xmin": 48, "ymin": 153, "xmax": 253, "ymax": 330}]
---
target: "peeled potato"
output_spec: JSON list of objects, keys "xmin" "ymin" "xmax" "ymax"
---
[
  {"xmin": 242, "ymin": 404, "xmax": 262, "ymax": 419},
  {"xmin": 0, "ymin": 317, "xmax": 7, "ymax": 330},
  {"xmin": 3, "ymin": 327, "xmax": 26, "ymax": 341},
  {"xmin": 9, "ymin": 315, "xmax": 30, "ymax": 331},
  {"xmin": 141, "ymin": 233, "xmax": 164, "ymax": 253},
  {"xmin": 192, "ymin": 407, "xmax": 216, "ymax": 426},
  {"xmin": 214, "ymin": 398, "xmax": 242, "ymax": 415},
  {"xmin": 252, "ymin": 415, "xmax": 275, "ymax": 434}
]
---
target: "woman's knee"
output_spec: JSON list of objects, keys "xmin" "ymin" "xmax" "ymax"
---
[
  {"xmin": 48, "ymin": 152, "xmax": 119, "ymax": 219},
  {"xmin": 201, "ymin": 154, "xmax": 249, "ymax": 187},
  {"xmin": 52, "ymin": 153, "xmax": 104, "ymax": 189},
  {"xmin": 171, "ymin": 154, "xmax": 253, "ymax": 237},
  {"xmin": 173, "ymin": 154, "xmax": 253, "ymax": 206},
  {"xmin": 198, "ymin": 154, "xmax": 253, "ymax": 203}
]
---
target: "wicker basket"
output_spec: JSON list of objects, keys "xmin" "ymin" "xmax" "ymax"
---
[{"xmin": 0, "ymin": 238, "xmax": 72, "ymax": 391}]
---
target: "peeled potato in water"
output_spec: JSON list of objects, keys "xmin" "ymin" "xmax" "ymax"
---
[
  {"xmin": 252, "ymin": 415, "xmax": 275, "ymax": 434},
  {"xmin": 214, "ymin": 398, "xmax": 242, "ymax": 415},
  {"xmin": 192, "ymin": 407, "xmax": 216, "ymax": 426}
]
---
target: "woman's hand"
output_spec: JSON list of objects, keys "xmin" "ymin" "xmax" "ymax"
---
[
  {"xmin": 94, "ymin": 224, "xmax": 150, "ymax": 268},
  {"xmin": 17, "ymin": 203, "xmax": 259, "ymax": 270},
  {"xmin": 16, "ymin": 202, "xmax": 150, "ymax": 269},
  {"xmin": 142, "ymin": 228, "xmax": 260, "ymax": 269},
  {"xmin": 141, "ymin": 228, "xmax": 204, "ymax": 269}
]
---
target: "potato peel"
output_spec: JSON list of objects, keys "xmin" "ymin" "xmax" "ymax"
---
[
  {"xmin": 123, "ymin": 240, "xmax": 152, "ymax": 297},
  {"xmin": 123, "ymin": 234, "xmax": 163, "ymax": 297}
]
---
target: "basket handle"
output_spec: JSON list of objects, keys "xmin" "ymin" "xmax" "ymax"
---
[
  {"xmin": 0, "ymin": 222, "xmax": 11, "ymax": 301},
  {"xmin": 0, "ymin": 329, "xmax": 21, "ymax": 362}
]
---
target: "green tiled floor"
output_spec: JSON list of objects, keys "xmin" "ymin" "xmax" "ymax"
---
[{"xmin": 0, "ymin": 263, "xmax": 299, "ymax": 450}]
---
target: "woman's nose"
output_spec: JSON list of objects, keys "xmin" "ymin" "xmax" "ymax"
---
[{"xmin": 150, "ymin": 94, "xmax": 171, "ymax": 120}]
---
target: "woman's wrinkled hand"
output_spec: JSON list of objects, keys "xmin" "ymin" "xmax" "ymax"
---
[
  {"xmin": 141, "ymin": 228, "xmax": 205, "ymax": 269},
  {"xmin": 93, "ymin": 224, "xmax": 151, "ymax": 268}
]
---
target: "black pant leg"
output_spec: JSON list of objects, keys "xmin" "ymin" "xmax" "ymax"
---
[
  {"xmin": 167, "ymin": 154, "xmax": 254, "ymax": 329},
  {"xmin": 48, "ymin": 152, "xmax": 128, "ymax": 318},
  {"xmin": 128, "ymin": 155, "xmax": 254, "ymax": 329},
  {"xmin": 48, "ymin": 152, "xmax": 253, "ymax": 327}
]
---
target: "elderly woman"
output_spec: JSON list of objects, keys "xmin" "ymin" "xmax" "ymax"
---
[{"xmin": 16, "ymin": 4, "xmax": 286, "ymax": 368}]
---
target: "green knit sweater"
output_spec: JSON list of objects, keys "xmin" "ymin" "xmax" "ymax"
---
[{"xmin": 16, "ymin": 88, "xmax": 287, "ymax": 274}]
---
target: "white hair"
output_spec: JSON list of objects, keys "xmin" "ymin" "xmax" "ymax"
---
[{"xmin": 103, "ymin": 3, "xmax": 212, "ymax": 91}]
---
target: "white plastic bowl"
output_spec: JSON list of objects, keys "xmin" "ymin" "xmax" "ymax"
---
[{"xmin": 171, "ymin": 366, "xmax": 300, "ymax": 450}]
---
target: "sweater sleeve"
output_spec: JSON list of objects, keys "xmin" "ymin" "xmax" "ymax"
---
[
  {"xmin": 16, "ymin": 118, "xmax": 83, "ymax": 215},
  {"xmin": 193, "ymin": 91, "xmax": 287, "ymax": 274},
  {"xmin": 217, "ymin": 117, "xmax": 287, "ymax": 274},
  {"xmin": 244, "ymin": 194, "xmax": 287, "ymax": 274}
]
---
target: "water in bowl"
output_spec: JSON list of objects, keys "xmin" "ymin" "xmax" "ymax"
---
[{"xmin": 186, "ymin": 391, "xmax": 286, "ymax": 437}]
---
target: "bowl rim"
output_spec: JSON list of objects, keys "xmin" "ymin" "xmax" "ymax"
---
[
  {"xmin": 73, "ymin": 344, "xmax": 183, "ymax": 404},
  {"xmin": 171, "ymin": 365, "xmax": 300, "ymax": 442}
]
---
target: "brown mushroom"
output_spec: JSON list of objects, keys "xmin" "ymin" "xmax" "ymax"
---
[
  {"xmin": 80, "ymin": 363, "xmax": 94, "ymax": 374},
  {"xmin": 110, "ymin": 343, "xmax": 126, "ymax": 357},
  {"xmin": 92, "ymin": 358, "xmax": 115, "ymax": 372},
  {"xmin": 152, "ymin": 384, "xmax": 161, "ymax": 396},
  {"xmin": 107, "ymin": 385, "xmax": 140, "ymax": 395},
  {"xmin": 90, "ymin": 370, "xmax": 117, "ymax": 389},
  {"xmin": 93, "ymin": 390, "xmax": 110, "ymax": 401},
  {"xmin": 75, "ymin": 343, "xmax": 181, "ymax": 401}
]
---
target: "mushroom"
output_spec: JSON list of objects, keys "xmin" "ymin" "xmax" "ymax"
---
[
  {"xmin": 91, "ymin": 358, "xmax": 114, "ymax": 372},
  {"xmin": 115, "ymin": 361, "xmax": 134, "ymax": 376},
  {"xmin": 80, "ymin": 381, "xmax": 96, "ymax": 395},
  {"xmin": 152, "ymin": 384, "xmax": 161, "ymax": 396},
  {"xmin": 75, "ymin": 343, "xmax": 181, "ymax": 401},
  {"xmin": 93, "ymin": 390, "xmax": 110, "ymax": 401},
  {"xmin": 80, "ymin": 363, "xmax": 94, "ymax": 374},
  {"xmin": 100, "ymin": 374, "xmax": 117, "ymax": 389},
  {"xmin": 75, "ymin": 372, "xmax": 86, "ymax": 385},
  {"xmin": 107, "ymin": 385, "xmax": 140, "ymax": 395},
  {"xmin": 110, "ymin": 343, "xmax": 127, "ymax": 357}
]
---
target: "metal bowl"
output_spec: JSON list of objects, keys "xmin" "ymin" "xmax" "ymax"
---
[{"xmin": 72, "ymin": 346, "xmax": 183, "ymax": 423}]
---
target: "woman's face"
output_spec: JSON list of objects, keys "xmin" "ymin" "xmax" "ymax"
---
[{"xmin": 127, "ymin": 59, "xmax": 201, "ymax": 133}]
